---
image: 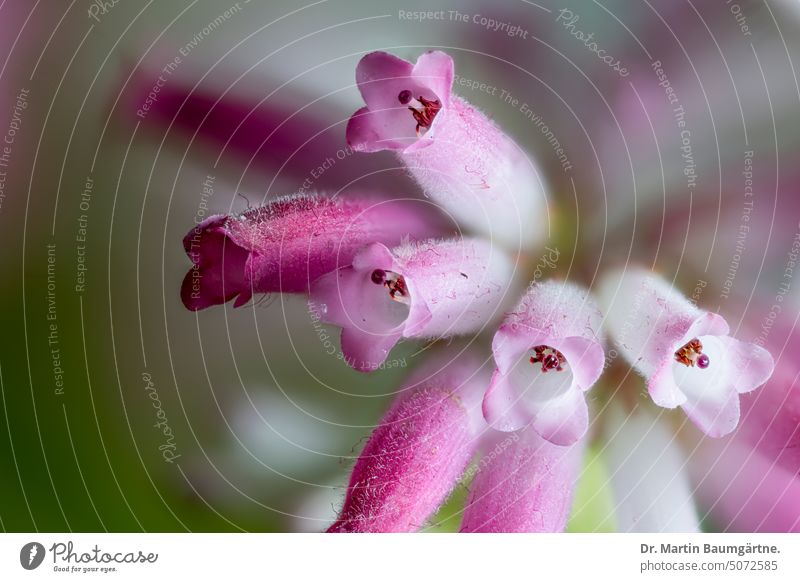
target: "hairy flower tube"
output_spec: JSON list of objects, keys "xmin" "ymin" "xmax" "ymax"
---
[
  {"xmin": 328, "ymin": 347, "xmax": 489, "ymax": 532},
  {"xmin": 309, "ymin": 238, "xmax": 514, "ymax": 371},
  {"xmin": 164, "ymin": 40, "xmax": 788, "ymax": 533},
  {"xmin": 482, "ymin": 281, "xmax": 605, "ymax": 445},
  {"xmin": 180, "ymin": 193, "xmax": 443, "ymax": 310},
  {"xmin": 346, "ymin": 50, "xmax": 545, "ymax": 250},
  {"xmin": 598, "ymin": 268, "xmax": 774, "ymax": 437},
  {"xmin": 460, "ymin": 426, "xmax": 584, "ymax": 532}
]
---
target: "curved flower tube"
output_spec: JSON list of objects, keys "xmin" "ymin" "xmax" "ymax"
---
[
  {"xmin": 328, "ymin": 346, "xmax": 489, "ymax": 532},
  {"xmin": 180, "ymin": 193, "xmax": 443, "ymax": 310},
  {"xmin": 346, "ymin": 50, "xmax": 545, "ymax": 250},
  {"xmin": 483, "ymin": 281, "xmax": 605, "ymax": 445},
  {"xmin": 604, "ymin": 403, "xmax": 700, "ymax": 532},
  {"xmin": 309, "ymin": 238, "xmax": 514, "ymax": 371},
  {"xmin": 460, "ymin": 427, "xmax": 584, "ymax": 533},
  {"xmin": 597, "ymin": 268, "xmax": 774, "ymax": 437}
]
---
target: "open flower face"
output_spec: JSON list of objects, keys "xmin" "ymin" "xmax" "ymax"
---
[
  {"xmin": 483, "ymin": 281, "xmax": 605, "ymax": 445},
  {"xmin": 346, "ymin": 51, "xmax": 452, "ymax": 153},
  {"xmin": 347, "ymin": 51, "xmax": 545, "ymax": 250},
  {"xmin": 309, "ymin": 238, "xmax": 514, "ymax": 371},
  {"xmin": 598, "ymin": 268, "xmax": 774, "ymax": 437},
  {"xmin": 162, "ymin": 41, "xmax": 789, "ymax": 534}
]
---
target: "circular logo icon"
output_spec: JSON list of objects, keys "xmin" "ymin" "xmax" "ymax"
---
[{"xmin": 20, "ymin": 542, "xmax": 46, "ymax": 570}]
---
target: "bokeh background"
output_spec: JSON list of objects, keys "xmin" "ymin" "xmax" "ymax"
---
[{"xmin": 1, "ymin": 0, "xmax": 799, "ymax": 532}]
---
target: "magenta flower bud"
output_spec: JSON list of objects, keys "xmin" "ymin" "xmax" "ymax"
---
[
  {"xmin": 328, "ymin": 347, "xmax": 489, "ymax": 532},
  {"xmin": 460, "ymin": 427, "xmax": 584, "ymax": 533},
  {"xmin": 598, "ymin": 268, "xmax": 774, "ymax": 438},
  {"xmin": 346, "ymin": 50, "xmax": 545, "ymax": 250},
  {"xmin": 483, "ymin": 281, "xmax": 605, "ymax": 445},
  {"xmin": 181, "ymin": 193, "xmax": 443, "ymax": 310},
  {"xmin": 309, "ymin": 238, "xmax": 514, "ymax": 372}
]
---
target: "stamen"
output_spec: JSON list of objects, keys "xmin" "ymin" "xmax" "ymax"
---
[
  {"xmin": 674, "ymin": 338, "xmax": 710, "ymax": 368},
  {"xmin": 372, "ymin": 269, "xmax": 409, "ymax": 304},
  {"xmin": 529, "ymin": 345, "xmax": 567, "ymax": 373},
  {"xmin": 398, "ymin": 89, "xmax": 442, "ymax": 136}
]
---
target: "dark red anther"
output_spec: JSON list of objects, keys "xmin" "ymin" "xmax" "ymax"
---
[
  {"xmin": 371, "ymin": 269, "xmax": 386, "ymax": 285},
  {"xmin": 542, "ymin": 354, "xmax": 560, "ymax": 372},
  {"xmin": 530, "ymin": 345, "xmax": 567, "ymax": 373},
  {"xmin": 398, "ymin": 89, "xmax": 412, "ymax": 105},
  {"xmin": 410, "ymin": 95, "xmax": 441, "ymax": 131}
]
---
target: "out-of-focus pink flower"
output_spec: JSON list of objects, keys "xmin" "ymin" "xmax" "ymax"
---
[
  {"xmin": 328, "ymin": 347, "xmax": 488, "ymax": 533},
  {"xmin": 346, "ymin": 50, "xmax": 545, "ymax": 250},
  {"xmin": 483, "ymin": 281, "xmax": 604, "ymax": 445},
  {"xmin": 739, "ymin": 323, "xmax": 800, "ymax": 474},
  {"xmin": 598, "ymin": 268, "xmax": 774, "ymax": 437},
  {"xmin": 125, "ymin": 63, "xmax": 412, "ymax": 195},
  {"xmin": 691, "ymin": 440, "xmax": 800, "ymax": 533},
  {"xmin": 181, "ymin": 193, "xmax": 443, "ymax": 310},
  {"xmin": 604, "ymin": 403, "xmax": 700, "ymax": 532},
  {"xmin": 690, "ymin": 324, "xmax": 800, "ymax": 532},
  {"xmin": 309, "ymin": 237, "xmax": 513, "ymax": 372},
  {"xmin": 460, "ymin": 426, "xmax": 583, "ymax": 533}
]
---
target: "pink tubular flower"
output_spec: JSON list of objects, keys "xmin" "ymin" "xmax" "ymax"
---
[
  {"xmin": 346, "ymin": 51, "xmax": 545, "ymax": 250},
  {"xmin": 180, "ymin": 193, "xmax": 443, "ymax": 310},
  {"xmin": 482, "ymin": 281, "xmax": 605, "ymax": 445},
  {"xmin": 597, "ymin": 268, "xmax": 774, "ymax": 438},
  {"xmin": 460, "ymin": 427, "xmax": 584, "ymax": 533},
  {"xmin": 309, "ymin": 238, "xmax": 514, "ymax": 372},
  {"xmin": 690, "ymin": 324, "xmax": 800, "ymax": 532},
  {"xmin": 604, "ymin": 403, "xmax": 700, "ymax": 532},
  {"xmin": 328, "ymin": 347, "xmax": 488, "ymax": 532}
]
